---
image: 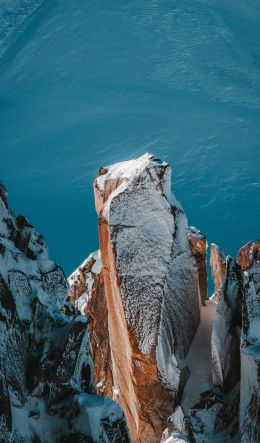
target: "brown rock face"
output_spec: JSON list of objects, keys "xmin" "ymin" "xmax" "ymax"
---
[
  {"xmin": 68, "ymin": 253, "xmax": 113, "ymax": 397},
  {"xmin": 237, "ymin": 240, "xmax": 260, "ymax": 271},
  {"xmin": 86, "ymin": 270, "xmax": 114, "ymax": 397},
  {"xmin": 92, "ymin": 154, "xmax": 201, "ymax": 442},
  {"xmin": 210, "ymin": 244, "xmax": 227, "ymax": 302},
  {"xmin": 188, "ymin": 227, "xmax": 208, "ymax": 306}
]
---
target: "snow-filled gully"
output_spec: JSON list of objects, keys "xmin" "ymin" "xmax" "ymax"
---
[{"xmin": 182, "ymin": 300, "xmax": 217, "ymax": 411}]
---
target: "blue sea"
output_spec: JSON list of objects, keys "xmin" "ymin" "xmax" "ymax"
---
[{"xmin": 0, "ymin": 0, "xmax": 259, "ymax": 293}]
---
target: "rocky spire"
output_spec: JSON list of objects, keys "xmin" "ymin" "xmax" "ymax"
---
[{"xmin": 91, "ymin": 153, "xmax": 201, "ymax": 442}]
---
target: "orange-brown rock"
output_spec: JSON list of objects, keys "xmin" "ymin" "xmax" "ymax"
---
[
  {"xmin": 237, "ymin": 240, "xmax": 260, "ymax": 271},
  {"xmin": 210, "ymin": 243, "xmax": 226, "ymax": 302},
  {"xmin": 93, "ymin": 154, "xmax": 201, "ymax": 442},
  {"xmin": 85, "ymin": 270, "xmax": 114, "ymax": 397},
  {"xmin": 68, "ymin": 252, "xmax": 113, "ymax": 397},
  {"xmin": 188, "ymin": 227, "xmax": 208, "ymax": 306},
  {"xmin": 97, "ymin": 216, "xmax": 175, "ymax": 442}
]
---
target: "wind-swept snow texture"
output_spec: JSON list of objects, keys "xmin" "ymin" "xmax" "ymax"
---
[
  {"xmin": 94, "ymin": 153, "xmax": 201, "ymax": 442},
  {"xmin": 95, "ymin": 153, "xmax": 200, "ymax": 379}
]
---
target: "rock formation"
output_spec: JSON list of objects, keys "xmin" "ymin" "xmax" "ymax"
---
[
  {"xmin": 0, "ymin": 183, "xmax": 129, "ymax": 442},
  {"xmin": 1, "ymin": 152, "xmax": 259, "ymax": 443},
  {"xmin": 237, "ymin": 240, "xmax": 260, "ymax": 271},
  {"xmin": 69, "ymin": 252, "xmax": 113, "ymax": 398},
  {"xmin": 211, "ymin": 257, "xmax": 243, "ymax": 391},
  {"xmin": 238, "ymin": 240, "xmax": 260, "ymax": 442},
  {"xmin": 70, "ymin": 154, "xmax": 201, "ymax": 443},
  {"xmin": 161, "ymin": 238, "xmax": 259, "ymax": 443},
  {"xmin": 210, "ymin": 243, "xmax": 226, "ymax": 302},
  {"xmin": 188, "ymin": 227, "xmax": 208, "ymax": 306},
  {"xmin": 68, "ymin": 154, "xmax": 260, "ymax": 443}
]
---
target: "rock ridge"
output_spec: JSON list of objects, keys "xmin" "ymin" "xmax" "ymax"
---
[{"xmin": 0, "ymin": 182, "xmax": 129, "ymax": 442}]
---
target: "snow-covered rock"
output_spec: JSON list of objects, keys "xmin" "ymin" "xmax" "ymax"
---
[
  {"xmin": 239, "ymin": 240, "xmax": 260, "ymax": 442},
  {"xmin": 211, "ymin": 257, "xmax": 243, "ymax": 391},
  {"xmin": 93, "ymin": 153, "xmax": 201, "ymax": 442},
  {"xmin": 162, "ymin": 238, "xmax": 259, "ymax": 443},
  {"xmin": 0, "ymin": 183, "xmax": 129, "ymax": 443},
  {"xmin": 69, "ymin": 252, "xmax": 114, "ymax": 399},
  {"xmin": 68, "ymin": 250, "xmax": 102, "ymax": 315},
  {"xmin": 161, "ymin": 406, "xmax": 190, "ymax": 443},
  {"xmin": 187, "ymin": 390, "xmax": 240, "ymax": 442},
  {"xmin": 162, "ymin": 388, "xmax": 240, "ymax": 443}
]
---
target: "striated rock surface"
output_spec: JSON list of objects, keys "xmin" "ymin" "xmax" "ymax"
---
[
  {"xmin": 210, "ymin": 243, "xmax": 226, "ymax": 303},
  {"xmin": 239, "ymin": 240, "xmax": 260, "ymax": 442},
  {"xmin": 211, "ymin": 257, "xmax": 243, "ymax": 391},
  {"xmin": 188, "ymin": 227, "xmax": 208, "ymax": 305},
  {"xmin": 0, "ymin": 183, "xmax": 129, "ymax": 443},
  {"xmin": 92, "ymin": 153, "xmax": 201, "ymax": 442},
  {"xmin": 162, "ymin": 237, "xmax": 259, "ymax": 443},
  {"xmin": 69, "ymin": 252, "xmax": 113, "ymax": 398}
]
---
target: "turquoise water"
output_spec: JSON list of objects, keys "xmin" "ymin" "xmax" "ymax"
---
[{"xmin": 0, "ymin": 1, "xmax": 259, "ymax": 292}]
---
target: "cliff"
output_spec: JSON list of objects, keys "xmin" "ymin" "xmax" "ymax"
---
[
  {"xmin": 69, "ymin": 154, "xmax": 209, "ymax": 442},
  {"xmin": 69, "ymin": 154, "xmax": 259, "ymax": 443},
  {"xmin": 0, "ymin": 183, "xmax": 129, "ymax": 442},
  {"xmin": 95, "ymin": 154, "xmax": 203, "ymax": 442},
  {"xmin": 1, "ymin": 152, "xmax": 258, "ymax": 443},
  {"xmin": 162, "ymin": 238, "xmax": 259, "ymax": 442}
]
